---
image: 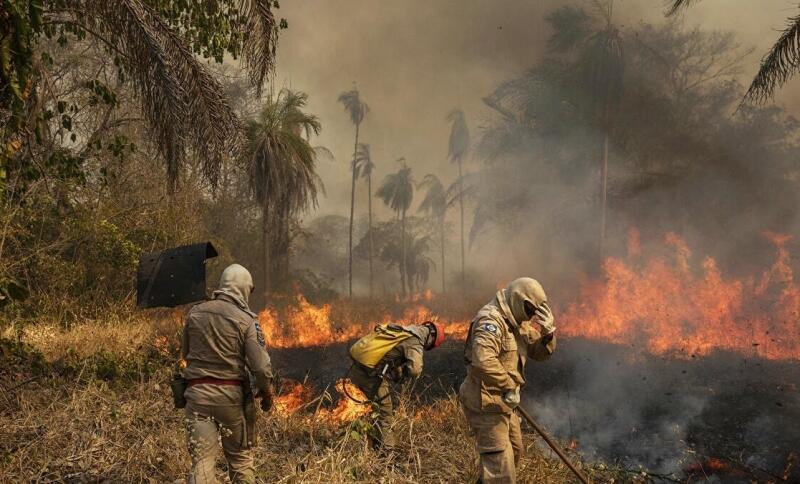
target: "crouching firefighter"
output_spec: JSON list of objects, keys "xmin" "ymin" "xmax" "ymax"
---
[
  {"xmin": 347, "ymin": 321, "xmax": 445, "ymax": 449},
  {"xmin": 179, "ymin": 264, "xmax": 274, "ymax": 484},
  {"xmin": 459, "ymin": 277, "xmax": 557, "ymax": 484}
]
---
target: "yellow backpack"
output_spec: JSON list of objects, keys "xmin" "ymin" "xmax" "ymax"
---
[{"xmin": 349, "ymin": 324, "xmax": 414, "ymax": 368}]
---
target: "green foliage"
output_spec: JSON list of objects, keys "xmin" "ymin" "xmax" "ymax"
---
[
  {"xmin": 245, "ymin": 88, "xmax": 324, "ymax": 292},
  {"xmin": 145, "ymin": 0, "xmax": 286, "ymax": 63}
]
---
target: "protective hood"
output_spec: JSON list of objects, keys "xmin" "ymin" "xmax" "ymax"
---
[
  {"xmin": 212, "ymin": 264, "xmax": 256, "ymax": 317},
  {"xmin": 495, "ymin": 277, "xmax": 547, "ymax": 329},
  {"xmin": 406, "ymin": 324, "xmax": 432, "ymax": 345}
]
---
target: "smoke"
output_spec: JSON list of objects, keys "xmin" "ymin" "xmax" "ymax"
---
[
  {"xmin": 270, "ymin": 0, "xmax": 800, "ymax": 298},
  {"xmin": 527, "ymin": 339, "xmax": 710, "ymax": 474},
  {"xmin": 520, "ymin": 338, "xmax": 800, "ymax": 477},
  {"xmin": 251, "ymin": 3, "xmax": 800, "ymax": 477}
]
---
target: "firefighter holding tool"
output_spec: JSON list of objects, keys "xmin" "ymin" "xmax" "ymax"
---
[
  {"xmin": 459, "ymin": 277, "xmax": 557, "ymax": 484},
  {"xmin": 348, "ymin": 321, "xmax": 445, "ymax": 449}
]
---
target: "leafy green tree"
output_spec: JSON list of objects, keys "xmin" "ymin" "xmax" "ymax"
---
[
  {"xmin": 1, "ymin": 0, "xmax": 284, "ymax": 193},
  {"xmin": 417, "ymin": 174, "xmax": 448, "ymax": 293},
  {"xmin": 353, "ymin": 142, "xmax": 375, "ymax": 297},
  {"xmin": 245, "ymin": 88, "xmax": 322, "ymax": 294},
  {"xmin": 446, "ymin": 108, "xmax": 469, "ymax": 289},
  {"xmin": 376, "ymin": 161, "xmax": 413, "ymax": 296},
  {"xmin": 338, "ymin": 88, "xmax": 368, "ymax": 297}
]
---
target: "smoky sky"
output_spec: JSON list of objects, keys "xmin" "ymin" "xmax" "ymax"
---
[{"xmin": 272, "ymin": 0, "xmax": 800, "ymax": 222}]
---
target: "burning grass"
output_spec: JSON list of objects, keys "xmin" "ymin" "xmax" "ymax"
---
[{"xmin": 0, "ymin": 331, "xmax": 615, "ymax": 483}]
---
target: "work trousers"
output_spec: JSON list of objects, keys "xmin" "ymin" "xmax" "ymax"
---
[
  {"xmin": 349, "ymin": 364, "xmax": 397, "ymax": 449},
  {"xmin": 185, "ymin": 401, "xmax": 255, "ymax": 484},
  {"xmin": 462, "ymin": 406, "xmax": 524, "ymax": 484}
]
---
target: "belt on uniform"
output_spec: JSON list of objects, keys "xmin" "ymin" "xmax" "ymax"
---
[{"xmin": 187, "ymin": 377, "xmax": 243, "ymax": 387}]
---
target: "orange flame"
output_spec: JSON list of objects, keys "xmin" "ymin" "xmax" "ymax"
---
[
  {"xmin": 272, "ymin": 379, "xmax": 370, "ymax": 423},
  {"xmin": 319, "ymin": 379, "xmax": 370, "ymax": 422},
  {"xmin": 259, "ymin": 295, "xmax": 469, "ymax": 349},
  {"xmin": 561, "ymin": 230, "xmax": 800, "ymax": 360},
  {"xmin": 275, "ymin": 381, "xmax": 314, "ymax": 415},
  {"xmin": 259, "ymin": 294, "xmax": 365, "ymax": 349}
]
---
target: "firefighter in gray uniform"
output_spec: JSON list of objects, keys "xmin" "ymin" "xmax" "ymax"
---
[{"xmin": 181, "ymin": 264, "xmax": 273, "ymax": 484}]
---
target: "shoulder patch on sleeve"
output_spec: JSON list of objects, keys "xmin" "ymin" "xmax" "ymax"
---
[
  {"xmin": 478, "ymin": 322, "xmax": 499, "ymax": 335},
  {"xmin": 253, "ymin": 320, "xmax": 267, "ymax": 349}
]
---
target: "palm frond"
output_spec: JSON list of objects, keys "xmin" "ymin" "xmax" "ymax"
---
[
  {"xmin": 743, "ymin": 13, "xmax": 800, "ymax": 104},
  {"xmin": 240, "ymin": 0, "xmax": 279, "ymax": 96},
  {"xmin": 88, "ymin": 0, "xmax": 241, "ymax": 190},
  {"xmin": 545, "ymin": 5, "xmax": 594, "ymax": 52},
  {"xmin": 245, "ymin": 88, "xmax": 322, "ymax": 216},
  {"xmin": 446, "ymin": 109, "xmax": 470, "ymax": 163},
  {"xmin": 417, "ymin": 174, "xmax": 446, "ymax": 216},
  {"xmin": 376, "ymin": 165, "xmax": 414, "ymax": 214},
  {"xmin": 354, "ymin": 143, "xmax": 374, "ymax": 179},
  {"xmin": 338, "ymin": 89, "xmax": 369, "ymax": 126},
  {"xmin": 665, "ymin": 0, "xmax": 702, "ymax": 17}
]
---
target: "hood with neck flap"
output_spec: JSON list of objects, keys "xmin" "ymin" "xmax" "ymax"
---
[
  {"xmin": 212, "ymin": 264, "xmax": 256, "ymax": 317},
  {"xmin": 495, "ymin": 277, "xmax": 547, "ymax": 329}
]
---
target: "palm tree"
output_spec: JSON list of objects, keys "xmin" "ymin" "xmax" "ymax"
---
[
  {"xmin": 446, "ymin": 109, "xmax": 470, "ymax": 290},
  {"xmin": 377, "ymin": 228, "xmax": 434, "ymax": 294},
  {"xmin": 667, "ymin": 1, "xmax": 800, "ymax": 103},
  {"xmin": 376, "ymin": 162, "xmax": 414, "ymax": 296},
  {"xmin": 584, "ymin": 1, "xmax": 624, "ymax": 259},
  {"xmin": 338, "ymin": 88, "xmax": 369, "ymax": 298},
  {"xmin": 418, "ymin": 174, "xmax": 448, "ymax": 293},
  {"xmin": 245, "ymin": 88, "xmax": 323, "ymax": 295},
  {"xmin": 548, "ymin": 1, "xmax": 623, "ymax": 259},
  {"xmin": 354, "ymin": 143, "xmax": 376, "ymax": 297},
  {"xmin": 3, "ymin": 1, "xmax": 280, "ymax": 191},
  {"xmin": 406, "ymin": 234, "xmax": 436, "ymax": 293}
]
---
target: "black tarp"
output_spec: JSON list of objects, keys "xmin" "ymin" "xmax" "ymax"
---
[{"xmin": 136, "ymin": 242, "xmax": 218, "ymax": 308}]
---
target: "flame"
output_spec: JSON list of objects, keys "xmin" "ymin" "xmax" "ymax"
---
[
  {"xmin": 259, "ymin": 295, "xmax": 469, "ymax": 349},
  {"xmin": 275, "ymin": 380, "xmax": 314, "ymax": 415},
  {"xmin": 259, "ymin": 294, "xmax": 365, "ymax": 349},
  {"xmin": 561, "ymin": 230, "xmax": 800, "ymax": 360},
  {"xmin": 318, "ymin": 379, "xmax": 370, "ymax": 422},
  {"xmin": 272, "ymin": 379, "xmax": 370, "ymax": 423},
  {"xmin": 568, "ymin": 438, "xmax": 579, "ymax": 451}
]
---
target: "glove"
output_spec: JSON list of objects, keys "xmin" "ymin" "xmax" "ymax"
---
[
  {"xmin": 502, "ymin": 387, "xmax": 521, "ymax": 409},
  {"xmin": 389, "ymin": 365, "xmax": 404, "ymax": 382},
  {"xmin": 260, "ymin": 391, "xmax": 273, "ymax": 413},
  {"xmin": 534, "ymin": 302, "xmax": 556, "ymax": 335}
]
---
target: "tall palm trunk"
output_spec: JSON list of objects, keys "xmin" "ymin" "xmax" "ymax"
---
[
  {"xmin": 348, "ymin": 123, "xmax": 359, "ymax": 298},
  {"xmin": 262, "ymin": 199, "xmax": 271, "ymax": 297},
  {"xmin": 600, "ymin": 131, "xmax": 609, "ymax": 261},
  {"xmin": 367, "ymin": 170, "xmax": 374, "ymax": 298},
  {"xmin": 440, "ymin": 214, "xmax": 446, "ymax": 293},
  {"xmin": 401, "ymin": 209, "xmax": 407, "ymax": 297},
  {"xmin": 458, "ymin": 160, "xmax": 466, "ymax": 290}
]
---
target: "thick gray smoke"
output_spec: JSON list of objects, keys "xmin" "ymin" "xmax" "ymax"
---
[{"xmin": 262, "ymin": 1, "xmax": 800, "ymax": 479}]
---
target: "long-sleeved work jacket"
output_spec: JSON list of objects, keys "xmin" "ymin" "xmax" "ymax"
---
[
  {"xmin": 460, "ymin": 294, "xmax": 556, "ymax": 414},
  {"xmin": 181, "ymin": 295, "xmax": 273, "ymax": 405}
]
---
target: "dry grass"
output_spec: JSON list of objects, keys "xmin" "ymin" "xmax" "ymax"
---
[{"xmin": 0, "ymin": 315, "xmax": 625, "ymax": 483}]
